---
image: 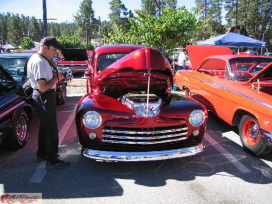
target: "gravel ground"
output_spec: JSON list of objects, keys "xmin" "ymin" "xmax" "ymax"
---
[{"xmin": 66, "ymin": 78, "xmax": 87, "ymax": 96}]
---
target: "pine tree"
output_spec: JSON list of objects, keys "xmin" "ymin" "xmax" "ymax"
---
[
  {"xmin": 109, "ymin": 0, "xmax": 132, "ymax": 32},
  {"xmin": 28, "ymin": 17, "xmax": 43, "ymax": 42},
  {"xmin": 7, "ymin": 14, "xmax": 25, "ymax": 46},
  {"xmin": 73, "ymin": 0, "xmax": 95, "ymax": 48},
  {"xmin": 141, "ymin": 0, "xmax": 177, "ymax": 16}
]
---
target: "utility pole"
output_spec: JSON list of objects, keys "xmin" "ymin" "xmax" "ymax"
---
[{"xmin": 43, "ymin": 0, "xmax": 48, "ymax": 37}]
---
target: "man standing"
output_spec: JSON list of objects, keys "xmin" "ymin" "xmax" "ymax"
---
[
  {"xmin": 27, "ymin": 36, "xmax": 69, "ymax": 170},
  {"xmin": 177, "ymin": 47, "xmax": 187, "ymax": 70}
]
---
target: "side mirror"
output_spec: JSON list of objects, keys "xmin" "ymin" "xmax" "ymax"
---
[{"xmin": 84, "ymin": 70, "xmax": 92, "ymax": 77}]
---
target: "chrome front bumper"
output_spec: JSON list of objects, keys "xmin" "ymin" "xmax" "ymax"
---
[{"xmin": 82, "ymin": 143, "xmax": 204, "ymax": 162}]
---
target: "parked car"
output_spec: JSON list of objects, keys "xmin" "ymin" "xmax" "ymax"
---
[
  {"xmin": 243, "ymin": 50, "xmax": 258, "ymax": 55},
  {"xmin": 0, "ymin": 64, "xmax": 32, "ymax": 149},
  {"xmin": 0, "ymin": 52, "xmax": 72, "ymax": 105},
  {"xmin": 264, "ymin": 52, "xmax": 272, "ymax": 57},
  {"xmin": 56, "ymin": 48, "xmax": 91, "ymax": 74},
  {"xmin": 75, "ymin": 44, "xmax": 208, "ymax": 162},
  {"xmin": 174, "ymin": 45, "xmax": 272, "ymax": 155}
]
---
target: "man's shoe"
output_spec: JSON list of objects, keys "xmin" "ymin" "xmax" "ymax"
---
[
  {"xmin": 36, "ymin": 156, "xmax": 47, "ymax": 162},
  {"xmin": 45, "ymin": 159, "xmax": 70, "ymax": 170}
]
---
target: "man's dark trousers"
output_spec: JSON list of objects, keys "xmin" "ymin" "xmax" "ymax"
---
[{"xmin": 32, "ymin": 89, "xmax": 59, "ymax": 162}]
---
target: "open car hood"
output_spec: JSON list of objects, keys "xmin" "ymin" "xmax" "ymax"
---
[
  {"xmin": 61, "ymin": 48, "xmax": 89, "ymax": 61},
  {"xmin": 96, "ymin": 47, "xmax": 173, "ymax": 99},
  {"xmin": 248, "ymin": 62, "xmax": 272, "ymax": 83},
  {"xmin": 186, "ymin": 45, "xmax": 233, "ymax": 69}
]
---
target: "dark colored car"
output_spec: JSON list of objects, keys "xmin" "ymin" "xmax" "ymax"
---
[
  {"xmin": 0, "ymin": 64, "xmax": 32, "ymax": 149},
  {"xmin": 75, "ymin": 44, "xmax": 208, "ymax": 162},
  {"xmin": 0, "ymin": 52, "xmax": 72, "ymax": 105}
]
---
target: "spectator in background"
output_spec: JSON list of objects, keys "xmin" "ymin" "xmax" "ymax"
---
[{"xmin": 176, "ymin": 47, "xmax": 188, "ymax": 70}]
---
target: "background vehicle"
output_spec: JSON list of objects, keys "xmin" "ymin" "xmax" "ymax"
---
[
  {"xmin": 57, "ymin": 48, "xmax": 91, "ymax": 75},
  {"xmin": 175, "ymin": 45, "xmax": 272, "ymax": 155},
  {"xmin": 76, "ymin": 44, "xmax": 208, "ymax": 162},
  {"xmin": 0, "ymin": 65, "xmax": 32, "ymax": 149},
  {"xmin": 0, "ymin": 52, "xmax": 72, "ymax": 105}
]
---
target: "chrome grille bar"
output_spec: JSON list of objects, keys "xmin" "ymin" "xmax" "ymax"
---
[
  {"xmin": 102, "ymin": 127, "xmax": 188, "ymax": 135},
  {"xmin": 102, "ymin": 132, "xmax": 187, "ymax": 140},
  {"xmin": 102, "ymin": 137, "xmax": 187, "ymax": 145},
  {"xmin": 101, "ymin": 126, "xmax": 189, "ymax": 145}
]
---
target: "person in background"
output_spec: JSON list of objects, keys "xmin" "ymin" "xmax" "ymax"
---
[
  {"xmin": 27, "ymin": 36, "xmax": 70, "ymax": 170},
  {"xmin": 176, "ymin": 47, "xmax": 188, "ymax": 70}
]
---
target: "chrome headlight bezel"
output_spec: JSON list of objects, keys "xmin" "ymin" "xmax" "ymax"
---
[
  {"xmin": 189, "ymin": 109, "xmax": 205, "ymax": 127},
  {"xmin": 83, "ymin": 111, "xmax": 102, "ymax": 129}
]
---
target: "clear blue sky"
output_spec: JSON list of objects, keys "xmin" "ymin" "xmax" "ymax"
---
[{"xmin": 0, "ymin": 0, "xmax": 196, "ymax": 23}]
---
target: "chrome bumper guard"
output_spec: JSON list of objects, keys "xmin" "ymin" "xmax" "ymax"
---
[{"xmin": 82, "ymin": 143, "xmax": 204, "ymax": 162}]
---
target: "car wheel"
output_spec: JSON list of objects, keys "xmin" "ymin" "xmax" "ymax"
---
[
  {"xmin": 56, "ymin": 83, "xmax": 67, "ymax": 105},
  {"xmin": 8, "ymin": 110, "xmax": 29, "ymax": 149},
  {"xmin": 239, "ymin": 115, "xmax": 271, "ymax": 155}
]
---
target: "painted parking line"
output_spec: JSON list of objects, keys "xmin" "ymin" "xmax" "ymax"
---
[
  {"xmin": 205, "ymin": 132, "xmax": 251, "ymax": 174},
  {"xmin": 222, "ymin": 130, "xmax": 272, "ymax": 168},
  {"xmin": 29, "ymin": 109, "xmax": 76, "ymax": 184}
]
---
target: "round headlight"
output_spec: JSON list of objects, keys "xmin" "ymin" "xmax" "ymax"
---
[
  {"xmin": 83, "ymin": 111, "xmax": 102, "ymax": 129},
  {"xmin": 189, "ymin": 109, "xmax": 205, "ymax": 127}
]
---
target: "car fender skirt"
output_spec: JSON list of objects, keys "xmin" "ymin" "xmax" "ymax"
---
[{"xmin": 82, "ymin": 143, "xmax": 204, "ymax": 162}]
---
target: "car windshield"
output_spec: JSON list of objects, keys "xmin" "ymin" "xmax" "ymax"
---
[
  {"xmin": 97, "ymin": 53, "xmax": 128, "ymax": 72},
  {"xmin": 229, "ymin": 57, "xmax": 272, "ymax": 74},
  {"xmin": 0, "ymin": 57, "xmax": 27, "ymax": 81}
]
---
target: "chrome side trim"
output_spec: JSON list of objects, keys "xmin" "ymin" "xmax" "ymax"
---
[
  {"xmin": 0, "ymin": 101, "xmax": 25, "ymax": 119},
  {"xmin": 260, "ymin": 128, "xmax": 272, "ymax": 147},
  {"xmin": 182, "ymin": 72, "xmax": 272, "ymax": 109},
  {"xmin": 82, "ymin": 143, "xmax": 204, "ymax": 162},
  {"xmin": 0, "ymin": 96, "xmax": 19, "ymax": 109}
]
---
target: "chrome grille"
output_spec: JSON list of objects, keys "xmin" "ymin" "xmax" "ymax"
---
[{"xmin": 102, "ymin": 126, "xmax": 188, "ymax": 145}]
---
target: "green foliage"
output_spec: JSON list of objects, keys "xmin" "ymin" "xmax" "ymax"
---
[
  {"xmin": 57, "ymin": 35, "xmax": 83, "ymax": 48},
  {"xmin": 73, "ymin": 0, "xmax": 95, "ymax": 44},
  {"xmin": 109, "ymin": 0, "xmax": 133, "ymax": 33},
  {"xmin": 28, "ymin": 17, "xmax": 43, "ymax": 42},
  {"xmin": 20, "ymin": 37, "xmax": 34, "ymax": 49},
  {"xmin": 7, "ymin": 14, "xmax": 25, "ymax": 46},
  {"xmin": 141, "ymin": 0, "xmax": 177, "ymax": 16},
  {"xmin": 195, "ymin": 0, "xmax": 225, "ymax": 40},
  {"xmin": 81, "ymin": 42, "xmax": 95, "ymax": 50},
  {"xmin": 1, "ymin": 0, "xmax": 271, "ymax": 52},
  {"xmin": 104, "ymin": 6, "xmax": 203, "ymax": 55}
]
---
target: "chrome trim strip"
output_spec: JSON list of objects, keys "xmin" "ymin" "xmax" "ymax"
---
[
  {"xmin": 83, "ymin": 143, "xmax": 204, "ymax": 161},
  {"xmin": 103, "ymin": 127, "xmax": 188, "ymax": 134},
  {"xmin": 259, "ymin": 128, "xmax": 272, "ymax": 147},
  {"xmin": 102, "ymin": 137, "xmax": 188, "ymax": 144},
  {"xmin": 0, "ymin": 96, "xmax": 19, "ymax": 109},
  {"xmin": 0, "ymin": 101, "xmax": 25, "ymax": 118},
  {"xmin": 182, "ymin": 72, "xmax": 272, "ymax": 109},
  {"xmin": 102, "ymin": 132, "xmax": 188, "ymax": 140},
  {"xmin": 263, "ymin": 132, "xmax": 272, "ymax": 139}
]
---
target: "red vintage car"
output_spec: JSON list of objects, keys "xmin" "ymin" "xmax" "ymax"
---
[
  {"xmin": 175, "ymin": 45, "xmax": 272, "ymax": 155},
  {"xmin": 56, "ymin": 48, "xmax": 91, "ymax": 74},
  {"xmin": 75, "ymin": 44, "xmax": 208, "ymax": 162}
]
